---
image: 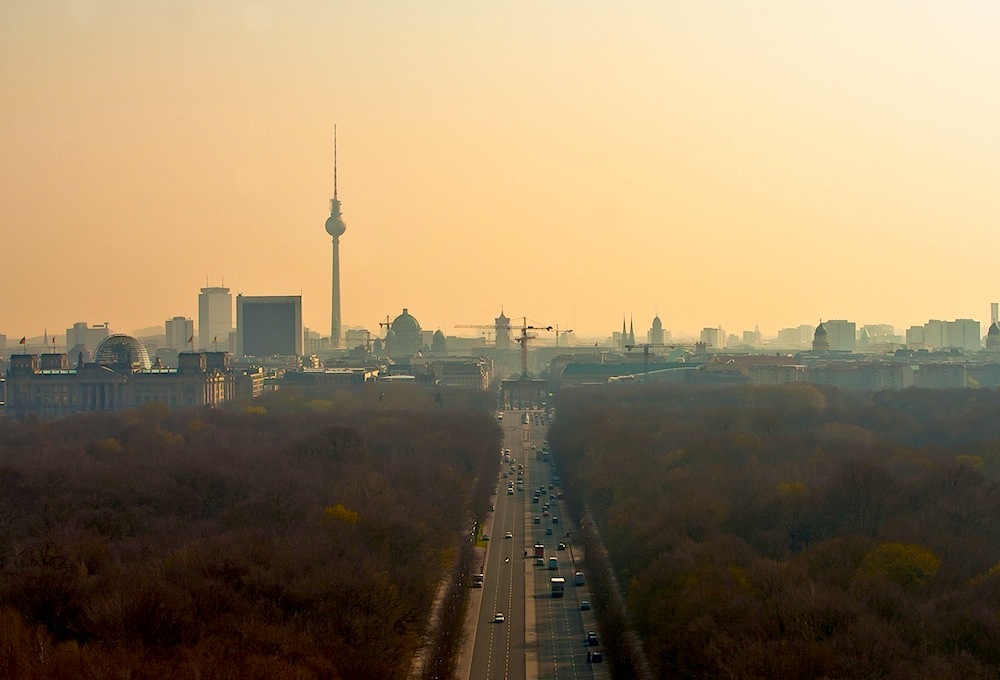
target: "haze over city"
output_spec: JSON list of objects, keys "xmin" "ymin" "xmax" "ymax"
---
[{"xmin": 5, "ymin": 2, "xmax": 1000, "ymax": 339}]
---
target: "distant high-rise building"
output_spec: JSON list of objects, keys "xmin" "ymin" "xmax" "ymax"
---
[
  {"xmin": 324, "ymin": 127, "xmax": 347, "ymax": 348},
  {"xmin": 648, "ymin": 315, "xmax": 665, "ymax": 345},
  {"xmin": 65, "ymin": 322, "xmax": 110, "ymax": 354},
  {"xmin": 823, "ymin": 320, "xmax": 856, "ymax": 351},
  {"xmin": 199, "ymin": 286, "xmax": 233, "ymax": 352},
  {"xmin": 495, "ymin": 310, "xmax": 511, "ymax": 350},
  {"xmin": 237, "ymin": 295, "xmax": 303, "ymax": 358},
  {"xmin": 947, "ymin": 319, "xmax": 980, "ymax": 351},
  {"xmin": 700, "ymin": 327, "xmax": 725, "ymax": 349},
  {"xmin": 164, "ymin": 316, "xmax": 194, "ymax": 351},
  {"xmin": 906, "ymin": 319, "xmax": 980, "ymax": 352}
]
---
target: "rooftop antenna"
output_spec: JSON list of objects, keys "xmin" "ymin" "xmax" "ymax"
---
[{"xmin": 333, "ymin": 124, "xmax": 338, "ymax": 201}]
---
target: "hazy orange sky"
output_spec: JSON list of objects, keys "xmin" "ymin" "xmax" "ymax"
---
[{"xmin": 4, "ymin": 2, "xmax": 1000, "ymax": 341}]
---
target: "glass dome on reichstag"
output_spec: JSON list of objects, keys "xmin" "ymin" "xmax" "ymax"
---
[{"xmin": 94, "ymin": 334, "xmax": 152, "ymax": 370}]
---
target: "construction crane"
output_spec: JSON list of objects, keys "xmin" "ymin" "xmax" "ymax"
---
[
  {"xmin": 554, "ymin": 325, "xmax": 574, "ymax": 347},
  {"xmin": 456, "ymin": 316, "xmax": 553, "ymax": 377},
  {"xmin": 625, "ymin": 342, "xmax": 697, "ymax": 376},
  {"xmin": 378, "ymin": 315, "xmax": 394, "ymax": 375}
]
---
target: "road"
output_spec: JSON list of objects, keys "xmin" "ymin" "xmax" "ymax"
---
[{"xmin": 465, "ymin": 409, "xmax": 610, "ymax": 680}]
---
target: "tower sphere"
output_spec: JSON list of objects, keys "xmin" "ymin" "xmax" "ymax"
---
[{"xmin": 325, "ymin": 199, "xmax": 347, "ymax": 237}]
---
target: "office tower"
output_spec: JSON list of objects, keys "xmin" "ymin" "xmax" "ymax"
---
[
  {"xmin": 237, "ymin": 295, "xmax": 303, "ymax": 357},
  {"xmin": 824, "ymin": 319, "xmax": 857, "ymax": 351},
  {"xmin": 66, "ymin": 322, "xmax": 110, "ymax": 353},
  {"xmin": 165, "ymin": 316, "xmax": 194, "ymax": 351},
  {"xmin": 199, "ymin": 286, "xmax": 233, "ymax": 351},
  {"xmin": 324, "ymin": 126, "xmax": 347, "ymax": 348}
]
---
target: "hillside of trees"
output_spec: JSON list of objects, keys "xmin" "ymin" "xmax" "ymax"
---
[
  {"xmin": 0, "ymin": 386, "xmax": 499, "ymax": 679},
  {"xmin": 550, "ymin": 384, "xmax": 1000, "ymax": 678}
]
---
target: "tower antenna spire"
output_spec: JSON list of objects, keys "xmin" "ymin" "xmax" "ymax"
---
[{"xmin": 333, "ymin": 124, "xmax": 338, "ymax": 200}]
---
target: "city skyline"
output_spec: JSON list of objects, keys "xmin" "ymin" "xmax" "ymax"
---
[{"xmin": 5, "ymin": 3, "xmax": 1000, "ymax": 337}]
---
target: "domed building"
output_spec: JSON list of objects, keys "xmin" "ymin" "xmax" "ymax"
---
[
  {"xmin": 6, "ymin": 336, "xmax": 241, "ymax": 416},
  {"xmin": 94, "ymin": 334, "xmax": 152, "ymax": 371},
  {"xmin": 812, "ymin": 321, "xmax": 830, "ymax": 353},
  {"xmin": 390, "ymin": 308, "xmax": 422, "ymax": 358},
  {"xmin": 987, "ymin": 322, "xmax": 1000, "ymax": 353},
  {"xmin": 431, "ymin": 329, "xmax": 447, "ymax": 354}
]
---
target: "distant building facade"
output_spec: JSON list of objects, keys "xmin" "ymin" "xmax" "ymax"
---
[
  {"xmin": 65, "ymin": 322, "xmax": 110, "ymax": 355},
  {"xmin": 700, "ymin": 327, "xmax": 725, "ymax": 349},
  {"xmin": 906, "ymin": 319, "xmax": 981, "ymax": 352},
  {"xmin": 648, "ymin": 316, "xmax": 666, "ymax": 345},
  {"xmin": 823, "ymin": 320, "xmax": 856, "ymax": 351},
  {"xmin": 165, "ymin": 316, "xmax": 194, "ymax": 351},
  {"xmin": 812, "ymin": 322, "xmax": 830, "ymax": 352},
  {"xmin": 198, "ymin": 286, "xmax": 233, "ymax": 352},
  {"xmin": 5, "ymin": 334, "xmax": 239, "ymax": 417},
  {"xmin": 388, "ymin": 308, "xmax": 422, "ymax": 358},
  {"xmin": 236, "ymin": 295, "xmax": 303, "ymax": 358}
]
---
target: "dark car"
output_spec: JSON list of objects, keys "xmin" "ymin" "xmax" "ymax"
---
[{"xmin": 587, "ymin": 631, "xmax": 599, "ymax": 646}]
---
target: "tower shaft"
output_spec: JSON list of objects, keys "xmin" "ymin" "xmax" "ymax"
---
[{"xmin": 331, "ymin": 236, "xmax": 341, "ymax": 348}]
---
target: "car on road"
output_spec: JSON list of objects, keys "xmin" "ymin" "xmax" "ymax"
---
[
  {"xmin": 494, "ymin": 613, "xmax": 505, "ymax": 623},
  {"xmin": 580, "ymin": 600, "xmax": 591, "ymax": 610},
  {"xmin": 587, "ymin": 631, "xmax": 599, "ymax": 646},
  {"xmin": 504, "ymin": 531, "xmax": 513, "ymax": 539},
  {"xmin": 482, "ymin": 534, "xmax": 489, "ymax": 541},
  {"xmin": 546, "ymin": 527, "xmax": 553, "ymax": 535},
  {"xmin": 557, "ymin": 542, "xmax": 566, "ymax": 550},
  {"xmin": 589, "ymin": 650, "xmax": 604, "ymax": 663}
]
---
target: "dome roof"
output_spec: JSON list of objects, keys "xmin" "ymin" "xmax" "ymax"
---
[
  {"xmin": 652, "ymin": 315, "xmax": 662, "ymax": 329},
  {"xmin": 815, "ymin": 322, "xmax": 828, "ymax": 336},
  {"xmin": 94, "ymin": 334, "xmax": 151, "ymax": 370},
  {"xmin": 391, "ymin": 308, "xmax": 421, "ymax": 336},
  {"xmin": 990, "ymin": 322, "xmax": 1000, "ymax": 337}
]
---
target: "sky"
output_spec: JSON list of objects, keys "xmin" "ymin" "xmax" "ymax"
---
[{"xmin": 4, "ymin": 1, "xmax": 1000, "ymax": 342}]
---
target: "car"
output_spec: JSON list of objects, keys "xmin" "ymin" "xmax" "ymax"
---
[
  {"xmin": 504, "ymin": 531, "xmax": 513, "ymax": 539},
  {"xmin": 552, "ymin": 516, "xmax": 560, "ymax": 524},
  {"xmin": 546, "ymin": 527, "xmax": 553, "ymax": 535},
  {"xmin": 557, "ymin": 542, "xmax": 566, "ymax": 550},
  {"xmin": 534, "ymin": 516, "xmax": 541, "ymax": 524},
  {"xmin": 493, "ymin": 612, "xmax": 505, "ymax": 623},
  {"xmin": 590, "ymin": 650, "xmax": 604, "ymax": 663},
  {"xmin": 587, "ymin": 631, "xmax": 599, "ymax": 646},
  {"xmin": 580, "ymin": 600, "xmax": 591, "ymax": 610},
  {"xmin": 482, "ymin": 534, "xmax": 490, "ymax": 541},
  {"xmin": 535, "ymin": 557, "xmax": 545, "ymax": 566}
]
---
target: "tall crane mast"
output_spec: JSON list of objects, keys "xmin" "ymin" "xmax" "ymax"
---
[{"xmin": 456, "ymin": 316, "xmax": 553, "ymax": 377}]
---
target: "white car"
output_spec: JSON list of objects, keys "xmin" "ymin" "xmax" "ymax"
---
[
  {"xmin": 504, "ymin": 531, "xmax": 513, "ymax": 539},
  {"xmin": 493, "ymin": 612, "xmax": 505, "ymax": 623}
]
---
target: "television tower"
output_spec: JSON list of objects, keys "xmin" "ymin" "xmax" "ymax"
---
[{"xmin": 324, "ymin": 126, "xmax": 347, "ymax": 348}]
